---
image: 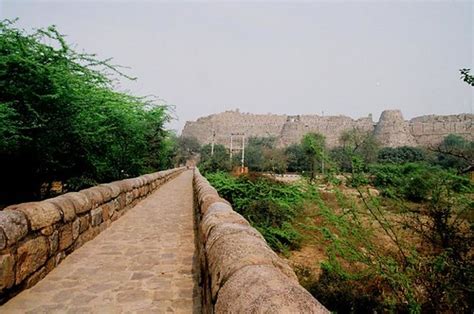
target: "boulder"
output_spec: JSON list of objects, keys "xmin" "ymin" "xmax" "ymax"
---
[
  {"xmin": 0, "ymin": 210, "xmax": 28, "ymax": 246},
  {"xmin": 16, "ymin": 237, "xmax": 48, "ymax": 284},
  {"xmin": 14, "ymin": 202, "xmax": 61, "ymax": 231}
]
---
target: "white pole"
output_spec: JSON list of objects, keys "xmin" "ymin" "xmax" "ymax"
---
[{"xmin": 241, "ymin": 134, "xmax": 245, "ymax": 169}]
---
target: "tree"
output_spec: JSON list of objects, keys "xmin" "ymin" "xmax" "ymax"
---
[
  {"xmin": 174, "ymin": 136, "xmax": 201, "ymax": 166},
  {"xmin": 301, "ymin": 133, "xmax": 326, "ymax": 182},
  {"xmin": 433, "ymin": 134, "xmax": 473, "ymax": 173},
  {"xmin": 285, "ymin": 143, "xmax": 310, "ymax": 173},
  {"xmin": 0, "ymin": 20, "xmax": 174, "ymax": 204},
  {"xmin": 262, "ymin": 147, "xmax": 287, "ymax": 174},
  {"xmin": 339, "ymin": 127, "xmax": 380, "ymax": 164},
  {"xmin": 199, "ymin": 144, "xmax": 230, "ymax": 173},
  {"xmin": 245, "ymin": 137, "xmax": 278, "ymax": 171}
]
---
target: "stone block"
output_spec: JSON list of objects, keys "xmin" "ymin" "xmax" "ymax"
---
[
  {"xmin": 63, "ymin": 192, "xmax": 91, "ymax": 214},
  {"xmin": 0, "ymin": 210, "xmax": 28, "ymax": 247},
  {"xmin": 117, "ymin": 194, "xmax": 127, "ymax": 211},
  {"xmin": 25, "ymin": 266, "xmax": 46, "ymax": 289},
  {"xmin": 216, "ymin": 265, "xmax": 328, "ymax": 313},
  {"xmin": 0, "ymin": 253, "xmax": 15, "ymax": 290},
  {"xmin": 79, "ymin": 188, "xmax": 104, "ymax": 209},
  {"xmin": 59, "ymin": 224, "xmax": 73, "ymax": 251},
  {"xmin": 91, "ymin": 208, "xmax": 103, "ymax": 226},
  {"xmin": 206, "ymin": 231, "xmax": 296, "ymax": 299},
  {"xmin": 201, "ymin": 206, "xmax": 248, "ymax": 240},
  {"xmin": 205, "ymin": 223, "xmax": 265, "ymax": 251},
  {"xmin": 47, "ymin": 196, "xmax": 76, "ymax": 222},
  {"xmin": 72, "ymin": 219, "xmax": 80, "ymax": 240},
  {"xmin": 14, "ymin": 202, "xmax": 61, "ymax": 231},
  {"xmin": 78, "ymin": 215, "xmax": 90, "ymax": 233},
  {"xmin": 98, "ymin": 183, "xmax": 121, "ymax": 199},
  {"xmin": 16, "ymin": 237, "xmax": 48, "ymax": 284},
  {"xmin": 0, "ymin": 231, "xmax": 5, "ymax": 250},
  {"xmin": 200, "ymin": 196, "xmax": 231, "ymax": 215},
  {"xmin": 101, "ymin": 201, "xmax": 113, "ymax": 221},
  {"xmin": 49, "ymin": 230, "xmax": 59, "ymax": 256},
  {"xmin": 125, "ymin": 192, "xmax": 134, "ymax": 205},
  {"xmin": 115, "ymin": 180, "xmax": 134, "ymax": 193}
]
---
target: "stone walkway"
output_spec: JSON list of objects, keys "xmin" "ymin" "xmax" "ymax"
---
[{"xmin": 2, "ymin": 170, "xmax": 200, "ymax": 313}]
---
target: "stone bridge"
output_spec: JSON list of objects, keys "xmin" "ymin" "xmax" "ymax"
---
[{"xmin": 0, "ymin": 168, "xmax": 328, "ymax": 313}]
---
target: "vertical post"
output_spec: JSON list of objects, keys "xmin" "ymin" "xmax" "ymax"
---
[{"xmin": 241, "ymin": 134, "xmax": 245, "ymax": 169}]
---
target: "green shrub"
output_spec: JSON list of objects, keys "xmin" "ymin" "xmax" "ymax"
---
[
  {"xmin": 369, "ymin": 162, "xmax": 471, "ymax": 202},
  {"xmin": 378, "ymin": 146, "xmax": 427, "ymax": 164},
  {"xmin": 205, "ymin": 172, "xmax": 306, "ymax": 251}
]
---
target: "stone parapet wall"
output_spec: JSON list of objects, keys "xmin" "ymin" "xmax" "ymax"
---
[
  {"xmin": 0, "ymin": 167, "xmax": 186, "ymax": 303},
  {"xmin": 193, "ymin": 168, "xmax": 328, "ymax": 313}
]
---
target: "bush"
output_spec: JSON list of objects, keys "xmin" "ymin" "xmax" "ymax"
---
[
  {"xmin": 369, "ymin": 162, "xmax": 471, "ymax": 202},
  {"xmin": 205, "ymin": 172, "xmax": 306, "ymax": 251},
  {"xmin": 378, "ymin": 146, "xmax": 427, "ymax": 164}
]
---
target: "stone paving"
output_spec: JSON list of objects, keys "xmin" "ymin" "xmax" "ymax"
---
[{"xmin": 2, "ymin": 170, "xmax": 200, "ymax": 313}]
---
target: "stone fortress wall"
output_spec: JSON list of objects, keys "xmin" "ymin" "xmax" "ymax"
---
[{"xmin": 182, "ymin": 109, "xmax": 473, "ymax": 148}]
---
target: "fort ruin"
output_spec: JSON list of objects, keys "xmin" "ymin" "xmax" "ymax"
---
[{"xmin": 182, "ymin": 109, "xmax": 473, "ymax": 148}]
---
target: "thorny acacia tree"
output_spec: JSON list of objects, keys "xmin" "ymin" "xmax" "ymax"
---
[{"xmin": 0, "ymin": 20, "xmax": 174, "ymax": 204}]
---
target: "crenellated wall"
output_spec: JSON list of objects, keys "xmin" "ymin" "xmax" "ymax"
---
[
  {"xmin": 0, "ymin": 167, "xmax": 186, "ymax": 303},
  {"xmin": 182, "ymin": 110, "xmax": 473, "ymax": 148},
  {"xmin": 193, "ymin": 168, "xmax": 328, "ymax": 313}
]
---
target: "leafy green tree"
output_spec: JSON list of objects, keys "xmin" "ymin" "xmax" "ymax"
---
[
  {"xmin": 0, "ymin": 20, "xmax": 173, "ymax": 204},
  {"xmin": 199, "ymin": 144, "xmax": 230, "ymax": 173},
  {"xmin": 285, "ymin": 143, "xmax": 310, "ymax": 173},
  {"xmin": 245, "ymin": 137, "xmax": 277, "ymax": 171},
  {"xmin": 339, "ymin": 127, "xmax": 379, "ymax": 165},
  {"xmin": 433, "ymin": 134, "xmax": 473, "ymax": 173},
  {"xmin": 301, "ymin": 133, "xmax": 326, "ymax": 182},
  {"xmin": 262, "ymin": 147, "xmax": 287, "ymax": 174},
  {"xmin": 328, "ymin": 147, "xmax": 353, "ymax": 172}
]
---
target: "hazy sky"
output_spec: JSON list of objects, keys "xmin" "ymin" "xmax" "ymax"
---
[{"xmin": 1, "ymin": 0, "xmax": 472, "ymax": 132}]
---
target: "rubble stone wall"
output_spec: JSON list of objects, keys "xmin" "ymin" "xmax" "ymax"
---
[
  {"xmin": 0, "ymin": 167, "xmax": 186, "ymax": 303},
  {"xmin": 193, "ymin": 168, "xmax": 328, "ymax": 313},
  {"xmin": 182, "ymin": 110, "xmax": 473, "ymax": 148}
]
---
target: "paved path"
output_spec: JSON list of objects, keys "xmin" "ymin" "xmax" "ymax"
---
[{"xmin": 3, "ymin": 170, "xmax": 200, "ymax": 313}]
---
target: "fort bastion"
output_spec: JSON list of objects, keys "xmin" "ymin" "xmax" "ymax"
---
[{"xmin": 182, "ymin": 109, "xmax": 473, "ymax": 148}]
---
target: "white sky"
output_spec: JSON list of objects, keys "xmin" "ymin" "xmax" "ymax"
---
[{"xmin": 1, "ymin": 0, "xmax": 473, "ymax": 132}]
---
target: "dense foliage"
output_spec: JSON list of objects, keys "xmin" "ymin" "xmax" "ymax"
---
[
  {"xmin": 205, "ymin": 172, "xmax": 310, "ymax": 252},
  {"xmin": 377, "ymin": 146, "xmax": 427, "ymax": 164},
  {"xmin": 0, "ymin": 20, "xmax": 174, "ymax": 204},
  {"xmin": 370, "ymin": 162, "xmax": 471, "ymax": 201},
  {"xmin": 199, "ymin": 143, "xmax": 230, "ymax": 173}
]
